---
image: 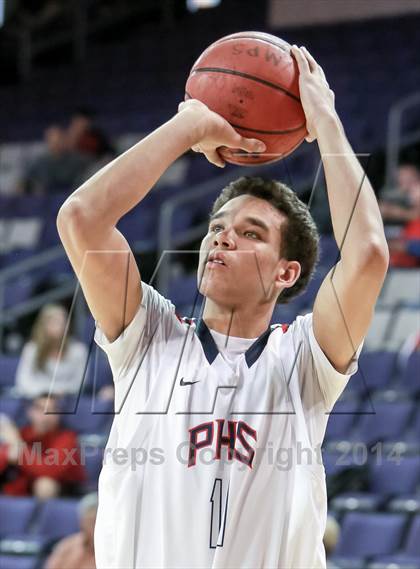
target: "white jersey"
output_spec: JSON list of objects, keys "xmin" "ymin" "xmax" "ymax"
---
[{"xmin": 94, "ymin": 282, "xmax": 362, "ymax": 569}]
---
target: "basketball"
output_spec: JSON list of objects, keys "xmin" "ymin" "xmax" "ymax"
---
[{"xmin": 185, "ymin": 31, "xmax": 307, "ymax": 165}]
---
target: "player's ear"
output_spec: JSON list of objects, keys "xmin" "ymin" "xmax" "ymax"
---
[{"xmin": 274, "ymin": 260, "xmax": 301, "ymax": 293}]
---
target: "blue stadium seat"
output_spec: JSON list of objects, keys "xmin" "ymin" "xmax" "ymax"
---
[
  {"xmin": 35, "ymin": 499, "xmax": 79, "ymax": 541},
  {"xmin": 0, "ymin": 497, "xmax": 37, "ymax": 538},
  {"xmin": 83, "ymin": 445, "xmax": 104, "ymax": 490},
  {"xmin": 330, "ymin": 455, "xmax": 420, "ymax": 513},
  {"xmin": 348, "ymin": 351, "xmax": 396, "ymax": 394},
  {"xmin": 333, "ymin": 512, "xmax": 407, "ymax": 558},
  {"xmin": 0, "ymin": 355, "xmax": 19, "ymax": 389},
  {"xmin": 349, "ymin": 401, "xmax": 414, "ymax": 445},
  {"xmin": 373, "ymin": 514, "xmax": 420, "ymax": 567},
  {"xmin": 0, "ymin": 556, "xmax": 39, "ymax": 569},
  {"xmin": 61, "ymin": 396, "xmax": 113, "ymax": 434},
  {"xmin": 325, "ymin": 398, "xmax": 360, "ymax": 441},
  {"xmin": 85, "ymin": 349, "xmax": 113, "ymax": 393},
  {"xmin": 399, "ymin": 352, "xmax": 420, "ymax": 395},
  {"xmin": 0, "ymin": 396, "xmax": 26, "ymax": 424},
  {"xmin": 370, "ymin": 456, "xmax": 420, "ymax": 496},
  {"xmin": 167, "ymin": 274, "xmax": 203, "ymax": 309}
]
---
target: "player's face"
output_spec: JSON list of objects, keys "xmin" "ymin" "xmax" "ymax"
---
[{"xmin": 198, "ymin": 195, "xmax": 287, "ymax": 307}]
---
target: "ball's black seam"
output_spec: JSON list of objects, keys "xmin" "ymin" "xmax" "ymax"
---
[{"xmin": 190, "ymin": 67, "xmax": 300, "ymax": 103}]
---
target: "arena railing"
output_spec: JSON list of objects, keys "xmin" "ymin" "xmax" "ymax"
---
[
  {"xmin": 0, "ymin": 240, "xmax": 150, "ymax": 349},
  {"xmin": 0, "ymin": 144, "xmax": 314, "ymax": 348},
  {"xmin": 385, "ymin": 90, "xmax": 420, "ymax": 190}
]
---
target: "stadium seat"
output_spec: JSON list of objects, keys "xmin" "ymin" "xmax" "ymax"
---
[
  {"xmin": 364, "ymin": 308, "xmax": 394, "ymax": 351},
  {"xmin": 167, "ymin": 274, "xmax": 203, "ymax": 310},
  {"xmin": 61, "ymin": 396, "xmax": 113, "ymax": 434},
  {"xmin": 379, "ymin": 270, "xmax": 420, "ymax": 307},
  {"xmin": 372, "ymin": 514, "xmax": 420, "ymax": 567},
  {"xmin": 0, "ymin": 556, "xmax": 39, "ymax": 569},
  {"xmin": 35, "ymin": 499, "xmax": 79, "ymax": 541},
  {"xmin": 399, "ymin": 352, "xmax": 420, "ymax": 395},
  {"xmin": 0, "ymin": 355, "xmax": 19, "ymax": 390},
  {"xmin": 0, "ymin": 497, "xmax": 37, "ymax": 538},
  {"xmin": 349, "ymin": 401, "xmax": 414, "ymax": 445},
  {"xmin": 330, "ymin": 455, "xmax": 420, "ymax": 513},
  {"xmin": 85, "ymin": 349, "xmax": 113, "ymax": 393},
  {"xmin": 83, "ymin": 445, "xmax": 104, "ymax": 490},
  {"xmin": 385, "ymin": 308, "xmax": 420, "ymax": 351},
  {"xmin": 347, "ymin": 351, "xmax": 396, "ymax": 394},
  {"xmin": 0, "ymin": 396, "xmax": 26, "ymax": 423},
  {"xmin": 325, "ymin": 398, "xmax": 360, "ymax": 441},
  {"xmin": 333, "ymin": 512, "xmax": 407, "ymax": 558}
]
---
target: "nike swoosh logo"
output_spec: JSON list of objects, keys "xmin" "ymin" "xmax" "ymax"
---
[{"xmin": 180, "ymin": 377, "xmax": 200, "ymax": 386}]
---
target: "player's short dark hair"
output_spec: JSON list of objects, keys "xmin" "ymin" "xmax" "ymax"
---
[{"xmin": 211, "ymin": 176, "xmax": 319, "ymax": 303}]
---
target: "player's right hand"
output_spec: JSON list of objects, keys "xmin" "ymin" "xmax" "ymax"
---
[{"xmin": 178, "ymin": 99, "xmax": 265, "ymax": 167}]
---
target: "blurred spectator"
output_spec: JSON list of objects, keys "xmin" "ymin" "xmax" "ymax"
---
[
  {"xmin": 45, "ymin": 492, "xmax": 97, "ymax": 569},
  {"xmin": 0, "ymin": 393, "xmax": 85, "ymax": 498},
  {"xmin": 391, "ymin": 178, "xmax": 420, "ymax": 267},
  {"xmin": 380, "ymin": 162, "xmax": 420, "ymax": 225},
  {"xmin": 68, "ymin": 107, "xmax": 115, "ymax": 166},
  {"xmin": 15, "ymin": 304, "xmax": 88, "ymax": 398},
  {"xmin": 22, "ymin": 125, "xmax": 88, "ymax": 195}
]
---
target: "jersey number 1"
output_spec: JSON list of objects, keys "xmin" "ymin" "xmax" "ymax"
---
[{"xmin": 209, "ymin": 478, "xmax": 229, "ymax": 549}]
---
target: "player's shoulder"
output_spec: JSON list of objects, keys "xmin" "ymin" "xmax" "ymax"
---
[{"xmin": 269, "ymin": 311, "xmax": 314, "ymax": 342}]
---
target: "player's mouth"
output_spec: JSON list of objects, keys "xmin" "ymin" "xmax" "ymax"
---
[{"xmin": 206, "ymin": 251, "xmax": 228, "ymax": 268}]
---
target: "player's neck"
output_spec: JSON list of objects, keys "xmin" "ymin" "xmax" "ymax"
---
[{"xmin": 202, "ymin": 298, "xmax": 274, "ymax": 339}]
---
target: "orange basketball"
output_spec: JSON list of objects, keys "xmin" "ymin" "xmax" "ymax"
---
[{"xmin": 185, "ymin": 31, "xmax": 307, "ymax": 165}]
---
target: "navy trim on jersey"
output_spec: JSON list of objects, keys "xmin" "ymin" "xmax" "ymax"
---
[
  {"xmin": 244, "ymin": 327, "xmax": 272, "ymax": 367},
  {"xmin": 195, "ymin": 319, "xmax": 219, "ymax": 364},
  {"xmin": 194, "ymin": 318, "xmax": 274, "ymax": 368}
]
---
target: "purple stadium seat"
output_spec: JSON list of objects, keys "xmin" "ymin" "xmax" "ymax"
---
[
  {"xmin": 0, "ymin": 556, "xmax": 39, "ymax": 569},
  {"xmin": 373, "ymin": 514, "xmax": 420, "ymax": 566},
  {"xmin": 348, "ymin": 351, "xmax": 396, "ymax": 394},
  {"xmin": 370, "ymin": 456, "xmax": 420, "ymax": 496},
  {"xmin": 0, "ymin": 497, "xmax": 37, "ymax": 538},
  {"xmin": 61, "ymin": 396, "xmax": 113, "ymax": 434},
  {"xmin": 83, "ymin": 445, "xmax": 104, "ymax": 490},
  {"xmin": 334, "ymin": 512, "xmax": 407, "ymax": 558},
  {"xmin": 167, "ymin": 274, "xmax": 203, "ymax": 309},
  {"xmin": 0, "ymin": 396, "xmax": 26, "ymax": 424},
  {"xmin": 400, "ymin": 352, "xmax": 420, "ymax": 395},
  {"xmin": 330, "ymin": 455, "xmax": 420, "ymax": 513},
  {"xmin": 35, "ymin": 498, "xmax": 79, "ymax": 541},
  {"xmin": 350, "ymin": 401, "xmax": 414, "ymax": 445},
  {"xmin": 325, "ymin": 398, "xmax": 360, "ymax": 441},
  {"xmin": 0, "ymin": 355, "xmax": 19, "ymax": 389},
  {"xmin": 318, "ymin": 236, "xmax": 339, "ymax": 268},
  {"xmin": 86, "ymin": 349, "xmax": 113, "ymax": 393}
]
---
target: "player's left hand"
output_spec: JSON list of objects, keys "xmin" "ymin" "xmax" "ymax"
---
[{"xmin": 291, "ymin": 45, "xmax": 337, "ymax": 142}]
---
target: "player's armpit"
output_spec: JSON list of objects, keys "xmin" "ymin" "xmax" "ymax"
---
[{"xmin": 312, "ymin": 254, "xmax": 387, "ymax": 374}]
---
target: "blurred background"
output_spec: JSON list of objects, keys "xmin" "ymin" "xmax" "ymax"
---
[{"xmin": 0, "ymin": 1, "xmax": 419, "ymax": 568}]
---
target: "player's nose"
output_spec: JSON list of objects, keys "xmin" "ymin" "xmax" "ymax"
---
[{"xmin": 213, "ymin": 229, "xmax": 235, "ymax": 249}]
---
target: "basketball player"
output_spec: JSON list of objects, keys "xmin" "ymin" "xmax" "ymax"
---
[{"xmin": 57, "ymin": 46, "xmax": 388, "ymax": 568}]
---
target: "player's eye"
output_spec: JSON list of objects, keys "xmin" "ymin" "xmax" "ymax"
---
[
  {"xmin": 244, "ymin": 230, "xmax": 260, "ymax": 239},
  {"xmin": 210, "ymin": 224, "xmax": 224, "ymax": 233}
]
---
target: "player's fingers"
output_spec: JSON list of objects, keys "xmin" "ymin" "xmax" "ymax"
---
[
  {"xmin": 235, "ymin": 136, "xmax": 266, "ymax": 154},
  {"xmin": 317, "ymin": 64, "xmax": 328, "ymax": 84},
  {"xmin": 291, "ymin": 45, "xmax": 310, "ymax": 74},
  {"xmin": 301, "ymin": 46, "xmax": 319, "ymax": 74},
  {"xmin": 204, "ymin": 149, "xmax": 226, "ymax": 168}
]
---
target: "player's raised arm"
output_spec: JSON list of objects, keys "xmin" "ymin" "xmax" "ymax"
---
[
  {"xmin": 57, "ymin": 100, "xmax": 265, "ymax": 342},
  {"xmin": 291, "ymin": 45, "xmax": 389, "ymax": 373}
]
